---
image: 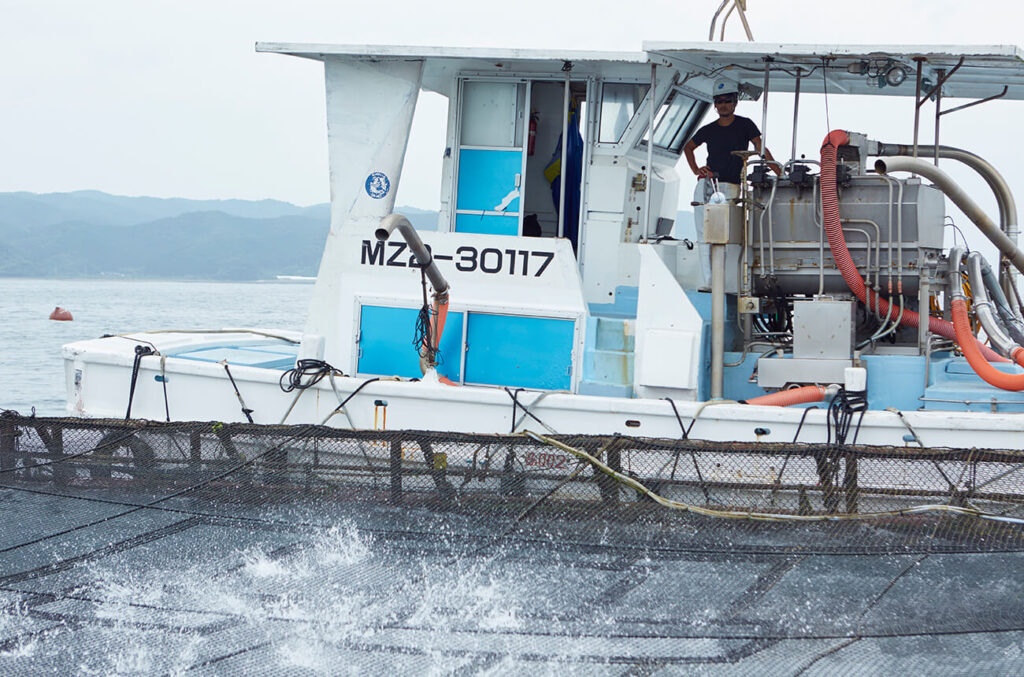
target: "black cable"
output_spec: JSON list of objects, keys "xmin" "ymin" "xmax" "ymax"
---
[
  {"xmin": 333, "ymin": 377, "xmax": 381, "ymax": 415},
  {"xmin": 945, "ymin": 217, "xmax": 969, "ymax": 251},
  {"xmin": 662, "ymin": 399, "xmax": 711, "ymax": 501},
  {"xmin": 412, "ymin": 268, "xmax": 440, "ymax": 367},
  {"xmin": 772, "ymin": 405, "xmax": 823, "ymax": 489},
  {"xmin": 125, "ymin": 345, "xmax": 155, "ymax": 420},
  {"xmin": 827, "ymin": 387, "xmax": 868, "ymax": 447},
  {"xmin": 503, "ymin": 388, "xmax": 549, "ymax": 432},
  {"xmin": 413, "ymin": 305, "xmax": 434, "ymax": 360},
  {"xmin": 221, "ymin": 362, "xmax": 254, "ymax": 423},
  {"xmin": 664, "ymin": 397, "xmax": 688, "ymax": 440},
  {"xmin": 160, "ymin": 364, "xmax": 170, "ymax": 422},
  {"xmin": 792, "ymin": 405, "xmax": 819, "ymax": 444},
  {"xmin": 510, "ymin": 388, "xmax": 523, "ymax": 434},
  {"xmin": 279, "ymin": 359, "xmax": 344, "ymax": 393}
]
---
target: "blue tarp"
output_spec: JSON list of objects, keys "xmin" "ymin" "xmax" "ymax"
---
[{"xmin": 544, "ymin": 102, "xmax": 584, "ymax": 253}]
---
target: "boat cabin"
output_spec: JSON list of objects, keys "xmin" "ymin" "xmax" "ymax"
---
[{"xmin": 256, "ymin": 41, "xmax": 1024, "ymax": 410}]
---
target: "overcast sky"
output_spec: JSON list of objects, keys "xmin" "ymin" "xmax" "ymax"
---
[{"xmin": 4, "ymin": 0, "xmax": 1024, "ymax": 225}]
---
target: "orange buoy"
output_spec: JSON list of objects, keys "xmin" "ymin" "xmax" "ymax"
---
[{"xmin": 49, "ymin": 306, "xmax": 73, "ymax": 321}]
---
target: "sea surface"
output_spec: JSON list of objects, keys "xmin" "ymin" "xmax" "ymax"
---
[{"xmin": 0, "ymin": 278, "xmax": 313, "ymax": 416}]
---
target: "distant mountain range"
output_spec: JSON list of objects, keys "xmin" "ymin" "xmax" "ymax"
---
[
  {"xmin": 0, "ymin": 191, "xmax": 693, "ymax": 280},
  {"xmin": 0, "ymin": 191, "xmax": 435, "ymax": 281}
]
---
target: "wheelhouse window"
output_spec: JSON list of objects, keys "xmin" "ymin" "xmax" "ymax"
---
[
  {"xmin": 641, "ymin": 89, "xmax": 710, "ymax": 154},
  {"xmin": 598, "ymin": 82, "xmax": 649, "ymax": 143},
  {"xmin": 460, "ymin": 81, "xmax": 526, "ymax": 148}
]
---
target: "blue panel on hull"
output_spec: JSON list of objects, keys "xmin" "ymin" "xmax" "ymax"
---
[
  {"xmin": 723, "ymin": 351, "xmax": 767, "ymax": 402},
  {"xmin": 358, "ymin": 306, "xmax": 464, "ymax": 381},
  {"xmin": 588, "ymin": 286, "xmax": 639, "ymax": 319},
  {"xmin": 863, "ymin": 355, "xmax": 926, "ymax": 411},
  {"xmin": 455, "ymin": 212, "xmax": 519, "ymax": 235},
  {"xmin": 465, "ymin": 314, "xmax": 574, "ymax": 390},
  {"xmin": 922, "ymin": 353, "xmax": 1024, "ymax": 412},
  {"xmin": 456, "ymin": 149, "xmax": 522, "ymax": 213}
]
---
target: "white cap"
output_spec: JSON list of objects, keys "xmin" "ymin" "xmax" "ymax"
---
[{"xmin": 712, "ymin": 78, "xmax": 739, "ymax": 96}]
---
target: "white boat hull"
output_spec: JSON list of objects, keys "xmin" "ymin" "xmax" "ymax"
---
[{"xmin": 64, "ymin": 331, "xmax": 1024, "ymax": 451}]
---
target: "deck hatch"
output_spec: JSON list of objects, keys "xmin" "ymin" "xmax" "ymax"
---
[
  {"xmin": 357, "ymin": 305, "xmax": 465, "ymax": 381},
  {"xmin": 464, "ymin": 313, "xmax": 575, "ymax": 390}
]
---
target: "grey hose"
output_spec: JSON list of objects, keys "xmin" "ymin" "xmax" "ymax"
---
[
  {"xmin": 974, "ymin": 253, "xmax": 1024, "ymax": 347},
  {"xmin": 966, "ymin": 251, "xmax": 1017, "ymax": 357}
]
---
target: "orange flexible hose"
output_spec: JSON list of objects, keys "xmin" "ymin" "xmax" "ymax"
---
[
  {"xmin": 951, "ymin": 299, "xmax": 1024, "ymax": 390},
  {"xmin": 745, "ymin": 385, "xmax": 826, "ymax": 407},
  {"xmin": 430, "ymin": 298, "xmax": 458, "ymax": 386},
  {"xmin": 432, "ymin": 298, "xmax": 448, "ymax": 349}
]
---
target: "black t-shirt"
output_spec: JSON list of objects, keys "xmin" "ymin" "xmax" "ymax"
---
[{"xmin": 690, "ymin": 116, "xmax": 760, "ymax": 184}]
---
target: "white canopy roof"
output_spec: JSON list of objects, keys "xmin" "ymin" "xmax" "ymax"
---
[
  {"xmin": 644, "ymin": 42, "xmax": 1024, "ymax": 100},
  {"xmin": 257, "ymin": 41, "xmax": 1024, "ymax": 102},
  {"xmin": 255, "ymin": 43, "xmax": 650, "ymax": 97}
]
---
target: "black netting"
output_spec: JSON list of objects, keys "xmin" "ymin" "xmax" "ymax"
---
[{"xmin": 1, "ymin": 413, "xmax": 1023, "ymax": 674}]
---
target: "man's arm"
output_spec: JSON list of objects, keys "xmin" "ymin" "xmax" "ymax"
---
[
  {"xmin": 683, "ymin": 139, "xmax": 712, "ymax": 179},
  {"xmin": 751, "ymin": 136, "xmax": 782, "ymax": 176}
]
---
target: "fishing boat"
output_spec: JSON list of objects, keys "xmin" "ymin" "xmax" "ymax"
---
[
  {"xmin": 12, "ymin": 9, "xmax": 1022, "ymax": 671},
  {"xmin": 62, "ymin": 28, "xmax": 1024, "ymax": 453}
]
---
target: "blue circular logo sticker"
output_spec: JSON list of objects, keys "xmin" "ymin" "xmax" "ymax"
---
[{"xmin": 365, "ymin": 172, "xmax": 390, "ymax": 199}]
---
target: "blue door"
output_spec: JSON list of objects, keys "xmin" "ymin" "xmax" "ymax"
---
[
  {"xmin": 358, "ymin": 305, "xmax": 464, "ymax": 381},
  {"xmin": 454, "ymin": 80, "xmax": 526, "ymax": 235},
  {"xmin": 464, "ymin": 313, "xmax": 575, "ymax": 390}
]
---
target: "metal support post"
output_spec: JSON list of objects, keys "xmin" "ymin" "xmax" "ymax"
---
[
  {"xmin": 761, "ymin": 58, "xmax": 771, "ymax": 164},
  {"xmin": 913, "ymin": 57, "xmax": 925, "ymax": 160},
  {"xmin": 711, "ymin": 243, "xmax": 727, "ymax": 399},
  {"xmin": 934, "ymin": 69, "xmax": 944, "ymax": 166},
  {"xmin": 557, "ymin": 67, "xmax": 570, "ymax": 239},
  {"xmin": 642, "ymin": 63, "xmax": 655, "ymax": 240},
  {"xmin": 790, "ymin": 67, "xmax": 801, "ymax": 165},
  {"xmin": 918, "ymin": 273, "xmax": 931, "ymax": 355}
]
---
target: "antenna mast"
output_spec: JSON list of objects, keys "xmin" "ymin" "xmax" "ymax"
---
[{"xmin": 708, "ymin": 0, "xmax": 755, "ymax": 41}]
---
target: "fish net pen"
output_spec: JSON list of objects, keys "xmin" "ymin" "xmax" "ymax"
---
[{"xmin": 1, "ymin": 412, "xmax": 1023, "ymax": 674}]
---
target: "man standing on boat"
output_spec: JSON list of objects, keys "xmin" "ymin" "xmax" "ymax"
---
[{"xmin": 683, "ymin": 79, "xmax": 780, "ymax": 198}]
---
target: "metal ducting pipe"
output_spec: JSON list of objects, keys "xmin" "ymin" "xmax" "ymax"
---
[
  {"xmin": 875, "ymin": 143, "xmax": 1017, "ymax": 240},
  {"xmin": 966, "ymin": 252, "xmax": 1017, "ymax": 357},
  {"xmin": 376, "ymin": 213, "xmax": 449, "ymax": 295},
  {"xmin": 874, "ymin": 157, "xmax": 1024, "ymax": 278}
]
